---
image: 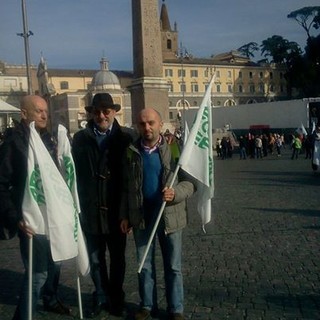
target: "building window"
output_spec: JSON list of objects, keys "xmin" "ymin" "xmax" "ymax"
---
[
  {"xmin": 216, "ymin": 84, "xmax": 221, "ymax": 92},
  {"xmin": 167, "ymin": 39, "xmax": 172, "ymax": 50},
  {"xmin": 227, "ymin": 70, "xmax": 232, "ymax": 78},
  {"xmin": 270, "ymin": 84, "xmax": 274, "ymax": 92},
  {"xmin": 259, "ymin": 83, "xmax": 264, "ymax": 93},
  {"xmin": 249, "ymin": 72, "xmax": 253, "ymax": 79},
  {"xmin": 169, "ymin": 111, "xmax": 173, "ymax": 119},
  {"xmin": 270, "ymin": 72, "xmax": 273, "ymax": 80},
  {"xmin": 238, "ymin": 85, "xmax": 243, "ymax": 93},
  {"xmin": 239, "ymin": 71, "xmax": 242, "ymax": 78},
  {"xmin": 280, "ymin": 84, "xmax": 284, "ymax": 92},
  {"xmin": 178, "ymin": 69, "xmax": 186, "ymax": 78},
  {"xmin": 216, "ymin": 70, "xmax": 220, "ymax": 78},
  {"xmin": 228, "ymin": 84, "xmax": 232, "ymax": 93},
  {"xmin": 225, "ymin": 99, "xmax": 236, "ymax": 106},
  {"xmin": 190, "ymin": 70, "xmax": 198, "ymax": 77},
  {"xmin": 191, "ymin": 83, "xmax": 199, "ymax": 92},
  {"xmin": 60, "ymin": 81, "xmax": 69, "ymax": 90},
  {"xmin": 249, "ymin": 84, "xmax": 255, "ymax": 93},
  {"xmin": 165, "ymin": 69, "xmax": 173, "ymax": 77},
  {"xmin": 280, "ymin": 72, "xmax": 283, "ymax": 79},
  {"xmin": 180, "ymin": 83, "xmax": 186, "ymax": 92},
  {"xmin": 259, "ymin": 72, "xmax": 263, "ymax": 79},
  {"xmin": 204, "ymin": 69, "xmax": 209, "ymax": 77}
]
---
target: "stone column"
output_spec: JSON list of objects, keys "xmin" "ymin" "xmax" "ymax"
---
[{"xmin": 130, "ymin": 0, "xmax": 169, "ymax": 124}]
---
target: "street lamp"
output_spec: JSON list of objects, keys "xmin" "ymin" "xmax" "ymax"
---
[
  {"xmin": 17, "ymin": 0, "xmax": 33, "ymax": 95},
  {"xmin": 175, "ymin": 42, "xmax": 189, "ymax": 137}
]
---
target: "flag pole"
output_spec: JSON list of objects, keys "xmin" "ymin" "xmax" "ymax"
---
[
  {"xmin": 76, "ymin": 272, "xmax": 83, "ymax": 319},
  {"xmin": 137, "ymin": 164, "xmax": 180, "ymax": 273},
  {"xmin": 28, "ymin": 236, "xmax": 33, "ymax": 320}
]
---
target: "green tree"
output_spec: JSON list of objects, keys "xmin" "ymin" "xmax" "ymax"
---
[
  {"xmin": 237, "ymin": 42, "xmax": 259, "ymax": 58},
  {"xmin": 287, "ymin": 6, "xmax": 320, "ymax": 40},
  {"xmin": 260, "ymin": 35, "xmax": 301, "ymax": 64}
]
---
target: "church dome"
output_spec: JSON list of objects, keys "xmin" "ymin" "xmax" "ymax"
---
[{"xmin": 91, "ymin": 57, "xmax": 121, "ymax": 90}]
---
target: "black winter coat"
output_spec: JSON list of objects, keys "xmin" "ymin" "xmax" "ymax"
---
[
  {"xmin": 72, "ymin": 119, "xmax": 132, "ymax": 235},
  {"xmin": 0, "ymin": 122, "xmax": 57, "ymax": 238}
]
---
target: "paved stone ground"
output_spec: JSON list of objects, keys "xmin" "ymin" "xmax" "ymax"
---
[{"xmin": 1, "ymin": 148, "xmax": 319, "ymax": 320}]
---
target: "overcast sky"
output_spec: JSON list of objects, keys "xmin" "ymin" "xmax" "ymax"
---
[{"xmin": 0, "ymin": 0, "xmax": 319, "ymax": 71}]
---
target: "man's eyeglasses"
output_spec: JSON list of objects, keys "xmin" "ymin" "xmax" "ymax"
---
[{"xmin": 93, "ymin": 108, "xmax": 113, "ymax": 116}]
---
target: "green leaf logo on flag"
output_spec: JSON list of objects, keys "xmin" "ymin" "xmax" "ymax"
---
[
  {"xmin": 195, "ymin": 106, "xmax": 209, "ymax": 149},
  {"xmin": 29, "ymin": 164, "xmax": 46, "ymax": 205},
  {"xmin": 194, "ymin": 106, "xmax": 213, "ymax": 186},
  {"xmin": 63, "ymin": 156, "xmax": 75, "ymax": 190}
]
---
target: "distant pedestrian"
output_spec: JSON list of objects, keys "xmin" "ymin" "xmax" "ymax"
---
[
  {"xmin": 238, "ymin": 136, "xmax": 247, "ymax": 159},
  {"xmin": 275, "ymin": 134, "xmax": 282, "ymax": 156},
  {"xmin": 215, "ymin": 138, "xmax": 222, "ymax": 157},
  {"xmin": 291, "ymin": 134, "xmax": 302, "ymax": 159},
  {"xmin": 255, "ymin": 135, "xmax": 263, "ymax": 159}
]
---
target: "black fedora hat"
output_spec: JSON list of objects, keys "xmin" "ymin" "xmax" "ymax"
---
[{"xmin": 85, "ymin": 93, "xmax": 121, "ymax": 113}]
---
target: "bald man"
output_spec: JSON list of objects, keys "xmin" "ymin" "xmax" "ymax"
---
[
  {"xmin": 120, "ymin": 108, "xmax": 195, "ymax": 320},
  {"xmin": 0, "ymin": 95, "xmax": 71, "ymax": 319}
]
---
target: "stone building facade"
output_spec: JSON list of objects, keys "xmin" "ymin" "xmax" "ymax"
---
[{"xmin": 0, "ymin": 1, "xmax": 288, "ymax": 135}]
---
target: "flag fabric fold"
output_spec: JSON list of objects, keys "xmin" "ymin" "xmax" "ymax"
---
[
  {"xmin": 22, "ymin": 122, "xmax": 89, "ymax": 276},
  {"xmin": 178, "ymin": 75, "xmax": 215, "ymax": 229},
  {"xmin": 296, "ymin": 123, "xmax": 307, "ymax": 136},
  {"xmin": 57, "ymin": 124, "xmax": 90, "ymax": 276}
]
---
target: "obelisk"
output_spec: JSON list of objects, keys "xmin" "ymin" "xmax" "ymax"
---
[{"xmin": 130, "ymin": 0, "xmax": 169, "ymax": 124}]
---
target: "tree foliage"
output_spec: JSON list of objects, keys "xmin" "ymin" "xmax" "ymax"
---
[
  {"xmin": 237, "ymin": 42, "xmax": 259, "ymax": 58},
  {"xmin": 260, "ymin": 35, "xmax": 301, "ymax": 64},
  {"xmin": 287, "ymin": 6, "xmax": 320, "ymax": 39}
]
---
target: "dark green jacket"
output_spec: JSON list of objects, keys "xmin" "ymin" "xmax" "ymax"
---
[{"xmin": 120, "ymin": 136, "xmax": 195, "ymax": 234}]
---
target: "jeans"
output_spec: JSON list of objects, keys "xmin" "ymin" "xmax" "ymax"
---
[
  {"xmin": 13, "ymin": 233, "xmax": 61, "ymax": 320},
  {"xmin": 134, "ymin": 221, "xmax": 183, "ymax": 314},
  {"xmin": 239, "ymin": 147, "xmax": 247, "ymax": 159},
  {"xmin": 291, "ymin": 148, "xmax": 300, "ymax": 159}
]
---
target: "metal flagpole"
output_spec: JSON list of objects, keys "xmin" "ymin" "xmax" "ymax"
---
[
  {"xmin": 76, "ymin": 276, "xmax": 83, "ymax": 319},
  {"xmin": 28, "ymin": 237, "xmax": 33, "ymax": 320},
  {"xmin": 137, "ymin": 164, "xmax": 180, "ymax": 274},
  {"xmin": 76, "ymin": 259, "xmax": 84, "ymax": 319}
]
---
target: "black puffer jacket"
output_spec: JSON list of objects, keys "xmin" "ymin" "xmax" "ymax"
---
[
  {"xmin": 0, "ymin": 122, "xmax": 57, "ymax": 238},
  {"xmin": 72, "ymin": 119, "xmax": 132, "ymax": 235}
]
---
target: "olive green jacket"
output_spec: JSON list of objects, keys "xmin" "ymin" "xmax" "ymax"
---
[{"xmin": 120, "ymin": 136, "xmax": 195, "ymax": 234}]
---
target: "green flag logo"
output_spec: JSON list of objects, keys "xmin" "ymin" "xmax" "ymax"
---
[
  {"xmin": 63, "ymin": 156, "xmax": 75, "ymax": 190},
  {"xmin": 63, "ymin": 156, "xmax": 78, "ymax": 242},
  {"xmin": 194, "ymin": 105, "xmax": 213, "ymax": 186},
  {"xmin": 29, "ymin": 164, "xmax": 46, "ymax": 205}
]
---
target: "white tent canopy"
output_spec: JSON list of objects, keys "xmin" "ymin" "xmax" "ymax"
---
[
  {"xmin": 0, "ymin": 99, "xmax": 20, "ymax": 133},
  {"xmin": 0, "ymin": 99, "xmax": 20, "ymax": 113}
]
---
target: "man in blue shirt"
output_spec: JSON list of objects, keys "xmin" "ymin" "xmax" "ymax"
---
[{"xmin": 120, "ymin": 108, "xmax": 195, "ymax": 320}]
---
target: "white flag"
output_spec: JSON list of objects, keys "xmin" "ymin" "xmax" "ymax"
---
[
  {"xmin": 22, "ymin": 122, "xmax": 89, "ymax": 275},
  {"xmin": 311, "ymin": 121, "xmax": 316, "ymax": 134},
  {"xmin": 57, "ymin": 124, "xmax": 90, "ymax": 276},
  {"xmin": 178, "ymin": 75, "xmax": 215, "ymax": 229},
  {"xmin": 296, "ymin": 123, "xmax": 307, "ymax": 136}
]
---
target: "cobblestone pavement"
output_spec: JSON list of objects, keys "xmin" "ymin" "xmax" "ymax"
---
[{"xmin": 1, "ymin": 148, "xmax": 319, "ymax": 320}]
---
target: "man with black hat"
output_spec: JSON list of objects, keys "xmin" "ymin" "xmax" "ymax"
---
[{"xmin": 72, "ymin": 93, "xmax": 132, "ymax": 317}]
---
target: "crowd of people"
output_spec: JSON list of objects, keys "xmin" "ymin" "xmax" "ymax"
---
[
  {"xmin": 0, "ymin": 93, "xmax": 195, "ymax": 320},
  {"xmin": 215, "ymin": 130, "xmax": 320, "ymax": 171}
]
